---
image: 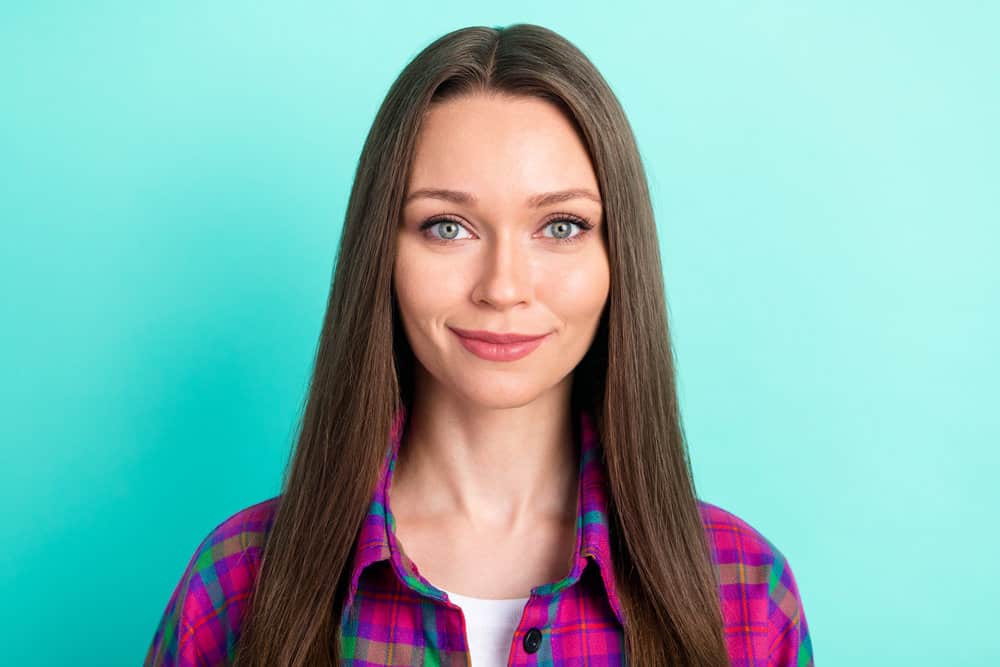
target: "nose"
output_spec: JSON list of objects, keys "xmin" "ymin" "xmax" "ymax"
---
[{"xmin": 470, "ymin": 228, "xmax": 534, "ymax": 309}]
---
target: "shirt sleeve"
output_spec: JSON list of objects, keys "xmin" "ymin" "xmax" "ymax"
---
[
  {"xmin": 143, "ymin": 533, "xmax": 215, "ymax": 667},
  {"xmin": 765, "ymin": 541, "xmax": 814, "ymax": 667},
  {"xmin": 143, "ymin": 527, "xmax": 260, "ymax": 666}
]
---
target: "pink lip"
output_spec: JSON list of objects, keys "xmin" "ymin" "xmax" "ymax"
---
[
  {"xmin": 449, "ymin": 327, "xmax": 550, "ymax": 362},
  {"xmin": 449, "ymin": 327, "xmax": 549, "ymax": 344}
]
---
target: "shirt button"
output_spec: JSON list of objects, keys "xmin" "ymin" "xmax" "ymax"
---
[{"xmin": 523, "ymin": 627, "xmax": 543, "ymax": 654}]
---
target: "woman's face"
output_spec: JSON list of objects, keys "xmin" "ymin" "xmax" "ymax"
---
[{"xmin": 394, "ymin": 92, "xmax": 609, "ymax": 409}]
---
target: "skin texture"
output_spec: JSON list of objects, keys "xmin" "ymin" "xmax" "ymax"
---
[{"xmin": 390, "ymin": 92, "xmax": 610, "ymax": 599}]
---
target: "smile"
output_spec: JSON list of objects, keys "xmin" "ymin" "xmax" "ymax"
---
[{"xmin": 449, "ymin": 328, "xmax": 550, "ymax": 362}]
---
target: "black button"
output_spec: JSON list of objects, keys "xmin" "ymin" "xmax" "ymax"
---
[{"xmin": 523, "ymin": 627, "xmax": 543, "ymax": 654}]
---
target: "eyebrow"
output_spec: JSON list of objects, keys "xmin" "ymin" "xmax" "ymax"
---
[{"xmin": 403, "ymin": 187, "xmax": 602, "ymax": 208}]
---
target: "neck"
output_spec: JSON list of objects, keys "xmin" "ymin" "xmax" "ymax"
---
[{"xmin": 391, "ymin": 378, "xmax": 579, "ymax": 533}]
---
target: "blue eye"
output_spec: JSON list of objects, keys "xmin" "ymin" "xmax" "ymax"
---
[
  {"xmin": 418, "ymin": 215, "xmax": 594, "ymax": 245},
  {"xmin": 420, "ymin": 218, "xmax": 474, "ymax": 241},
  {"xmin": 542, "ymin": 217, "xmax": 593, "ymax": 244}
]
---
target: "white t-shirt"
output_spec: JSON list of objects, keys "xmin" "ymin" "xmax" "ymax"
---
[{"xmin": 441, "ymin": 588, "xmax": 531, "ymax": 667}]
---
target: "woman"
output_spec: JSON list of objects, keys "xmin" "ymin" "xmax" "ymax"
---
[{"xmin": 145, "ymin": 23, "xmax": 812, "ymax": 667}]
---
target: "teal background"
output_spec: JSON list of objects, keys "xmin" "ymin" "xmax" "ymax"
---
[{"xmin": 2, "ymin": 2, "xmax": 997, "ymax": 664}]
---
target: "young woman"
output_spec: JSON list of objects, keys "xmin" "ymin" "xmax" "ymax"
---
[{"xmin": 145, "ymin": 23, "xmax": 812, "ymax": 667}]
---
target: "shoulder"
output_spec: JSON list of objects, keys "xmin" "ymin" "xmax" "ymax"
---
[
  {"xmin": 199, "ymin": 495, "xmax": 280, "ymax": 556},
  {"xmin": 178, "ymin": 496, "xmax": 279, "ymax": 588},
  {"xmin": 696, "ymin": 499, "xmax": 815, "ymax": 666},
  {"xmin": 144, "ymin": 496, "xmax": 280, "ymax": 667},
  {"xmin": 697, "ymin": 499, "xmax": 783, "ymax": 567}
]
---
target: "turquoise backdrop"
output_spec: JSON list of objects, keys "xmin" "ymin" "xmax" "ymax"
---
[{"xmin": 2, "ymin": 2, "xmax": 997, "ymax": 665}]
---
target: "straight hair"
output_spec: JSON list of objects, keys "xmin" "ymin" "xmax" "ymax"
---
[{"xmin": 233, "ymin": 23, "xmax": 730, "ymax": 666}]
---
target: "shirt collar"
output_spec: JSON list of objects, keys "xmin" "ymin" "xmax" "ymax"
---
[{"xmin": 341, "ymin": 402, "xmax": 625, "ymax": 628}]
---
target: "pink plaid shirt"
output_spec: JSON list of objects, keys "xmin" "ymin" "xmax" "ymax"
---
[{"xmin": 145, "ymin": 405, "xmax": 813, "ymax": 665}]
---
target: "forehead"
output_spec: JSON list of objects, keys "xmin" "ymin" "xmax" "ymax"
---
[{"xmin": 407, "ymin": 93, "xmax": 599, "ymax": 201}]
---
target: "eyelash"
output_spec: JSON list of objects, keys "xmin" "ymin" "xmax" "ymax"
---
[{"xmin": 417, "ymin": 214, "xmax": 595, "ymax": 246}]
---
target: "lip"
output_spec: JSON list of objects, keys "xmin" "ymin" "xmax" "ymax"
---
[
  {"xmin": 449, "ymin": 326, "xmax": 550, "ymax": 362},
  {"xmin": 448, "ymin": 327, "xmax": 549, "ymax": 344}
]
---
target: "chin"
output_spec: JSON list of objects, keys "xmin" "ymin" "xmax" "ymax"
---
[{"xmin": 455, "ymin": 378, "xmax": 549, "ymax": 410}]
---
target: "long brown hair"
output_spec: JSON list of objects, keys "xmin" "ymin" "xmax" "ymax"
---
[{"xmin": 233, "ymin": 23, "xmax": 729, "ymax": 666}]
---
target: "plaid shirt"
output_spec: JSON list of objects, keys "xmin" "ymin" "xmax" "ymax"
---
[{"xmin": 145, "ymin": 406, "xmax": 813, "ymax": 666}]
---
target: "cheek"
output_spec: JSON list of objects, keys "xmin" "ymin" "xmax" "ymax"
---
[
  {"xmin": 393, "ymin": 238, "xmax": 467, "ymax": 322},
  {"xmin": 541, "ymin": 249, "xmax": 610, "ymax": 320}
]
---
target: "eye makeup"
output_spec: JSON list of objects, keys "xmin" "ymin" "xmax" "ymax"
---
[{"xmin": 417, "ymin": 213, "xmax": 595, "ymax": 246}]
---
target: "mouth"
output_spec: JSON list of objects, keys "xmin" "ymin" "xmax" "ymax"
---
[{"xmin": 448, "ymin": 327, "xmax": 551, "ymax": 362}]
